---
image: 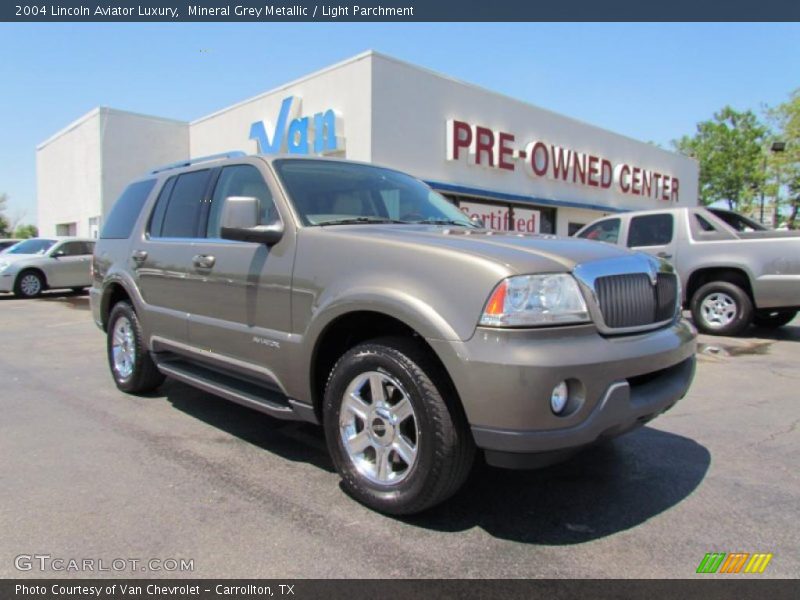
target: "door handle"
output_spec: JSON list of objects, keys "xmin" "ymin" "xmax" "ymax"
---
[
  {"xmin": 192, "ymin": 254, "xmax": 216, "ymax": 269},
  {"xmin": 657, "ymin": 252, "xmax": 673, "ymax": 259},
  {"xmin": 131, "ymin": 250, "xmax": 148, "ymax": 263}
]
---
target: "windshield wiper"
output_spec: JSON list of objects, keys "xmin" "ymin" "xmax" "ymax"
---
[
  {"xmin": 317, "ymin": 217, "xmax": 405, "ymax": 226},
  {"xmin": 409, "ymin": 218, "xmax": 476, "ymax": 227}
]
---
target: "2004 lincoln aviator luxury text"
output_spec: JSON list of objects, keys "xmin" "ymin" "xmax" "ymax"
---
[{"xmin": 90, "ymin": 153, "xmax": 696, "ymax": 514}]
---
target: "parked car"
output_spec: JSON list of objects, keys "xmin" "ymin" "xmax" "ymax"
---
[
  {"xmin": 0, "ymin": 239, "xmax": 22, "ymax": 253},
  {"xmin": 575, "ymin": 207, "xmax": 800, "ymax": 335},
  {"xmin": 91, "ymin": 153, "xmax": 696, "ymax": 514},
  {"xmin": 0, "ymin": 237, "xmax": 95, "ymax": 298}
]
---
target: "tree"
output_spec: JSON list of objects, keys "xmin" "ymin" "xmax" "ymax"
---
[
  {"xmin": 0, "ymin": 215, "xmax": 9, "ymax": 238},
  {"xmin": 673, "ymin": 107, "xmax": 768, "ymax": 211},
  {"xmin": 768, "ymin": 89, "xmax": 800, "ymax": 229},
  {"xmin": 14, "ymin": 224, "xmax": 38, "ymax": 239}
]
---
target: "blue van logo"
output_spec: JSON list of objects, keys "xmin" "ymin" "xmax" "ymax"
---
[{"xmin": 249, "ymin": 96, "xmax": 344, "ymax": 155}]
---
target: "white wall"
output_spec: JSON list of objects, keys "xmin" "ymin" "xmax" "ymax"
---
[
  {"xmin": 99, "ymin": 109, "xmax": 189, "ymax": 217},
  {"xmin": 37, "ymin": 110, "xmax": 103, "ymax": 238},
  {"xmin": 189, "ymin": 53, "xmax": 374, "ymax": 161}
]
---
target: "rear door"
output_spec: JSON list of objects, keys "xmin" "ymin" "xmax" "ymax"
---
[
  {"xmin": 133, "ymin": 169, "xmax": 213, "ymax": 344},
  {"xmin": 625, "ymin": 212, "xmax": 677, "ymax": 263}
]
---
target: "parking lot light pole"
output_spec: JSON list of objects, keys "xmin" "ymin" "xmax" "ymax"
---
[{"xmin": 760, "ymin": 141, "xmax": 786, "ymax": 225}]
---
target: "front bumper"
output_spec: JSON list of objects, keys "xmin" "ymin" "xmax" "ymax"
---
[
  {"xmin": 428, "ymin": 318, "xmax": 696, "ymax": 467},
  {"xmin": 0, "ymin": 273, "xmax": 14, "ymax": 293}
]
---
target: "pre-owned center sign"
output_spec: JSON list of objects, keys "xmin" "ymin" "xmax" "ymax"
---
[{"xmin": 446, "ymin": 120, "xmax": 680, "ymax": 203}]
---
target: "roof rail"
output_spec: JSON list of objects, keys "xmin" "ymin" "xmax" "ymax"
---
[{"xmin": 150, "ymin": 151, "xmax": 247, "ymax": 174}]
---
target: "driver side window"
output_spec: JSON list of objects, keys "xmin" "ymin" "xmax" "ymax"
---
[
  {"xmin": 578, "ymin": 218, "xmax": 621, "ymax": 244},
  {"xmin": 207, "ymin": 165, "xmax": 277, "ymax": 238}
]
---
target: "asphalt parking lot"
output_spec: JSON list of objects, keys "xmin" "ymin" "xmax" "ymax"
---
[{"xmin": 1, "ymin": 291, "xmax": 798, "ymax": 579}]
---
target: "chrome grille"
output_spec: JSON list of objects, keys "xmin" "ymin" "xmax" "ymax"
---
[{"xmin": 595, "ymin": 272, "xmax": 678, "ymax": 329}]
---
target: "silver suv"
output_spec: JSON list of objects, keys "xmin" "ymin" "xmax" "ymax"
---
[{"xmin": 91, "ymin": 153, "xmax": 696, "ymax": 514}]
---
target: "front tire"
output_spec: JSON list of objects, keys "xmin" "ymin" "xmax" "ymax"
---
[
  {"xmin": 323, "ymin": 337, "xmax": 474, "ymax": 515},
  {"xmin": 690, "ymin": 281, "xmax": 753, "ymax": 336},
  {"xmin": 753, "ymin": 309, "xmax": 797, "ymax": 329},
  {"xmin": 107, "ymin": 301, "xmax": 165, "ymax": 393},
  {"xmin": 14, "ymin": 270, "xmax": 44, "ymax": 298}
]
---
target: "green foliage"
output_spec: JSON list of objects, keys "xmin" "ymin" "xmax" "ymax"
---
[
  {"xmin": 14, "ymin": 224, "xmax": 38, "ymax": 239},
  {"xmin": 768, "ymin": 89, "xmax": 800, "ymax": 229},
  {"xmin": 673, "ymin": 107, "xmax": 767, "ymax": 210},
  {"xmin": 0, "ymin": 214, "xmax": 9, "ymax": 238}
]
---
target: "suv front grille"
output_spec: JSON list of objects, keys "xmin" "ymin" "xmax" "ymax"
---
[{"xmin": 595, "ymin": 272, "xmax": 677, "ymax": 329}]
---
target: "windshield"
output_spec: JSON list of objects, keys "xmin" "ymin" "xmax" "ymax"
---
[
  {"xmin": 6, "ymin": 239, "xmax": 56, "ymax": 255},
  {"xmin": 273, "ymin": 159, "xmax": 475, "ymax": 227}
]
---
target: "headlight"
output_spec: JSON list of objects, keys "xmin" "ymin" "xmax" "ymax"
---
[
  {"xmin": 479, "ymin": 274, "xmax": 590, "ymax": 327},
  {"xmin": 0, "ymin": 261, "xmax": 9, "ymax": 272}
]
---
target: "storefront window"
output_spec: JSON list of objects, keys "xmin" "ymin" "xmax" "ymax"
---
[{"xmin": 442, "ymin": 194, "xmax": 556, "ymax": 234}]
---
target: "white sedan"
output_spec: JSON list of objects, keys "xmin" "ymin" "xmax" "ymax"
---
[{"xmin": 0, "ymin": 237, "xmax": 95, "ymax": 298}]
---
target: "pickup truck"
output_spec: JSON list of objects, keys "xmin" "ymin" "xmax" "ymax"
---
[
  {"xmin": 91, "ymin": 153, "xmax": 696, "ymax": 514},
  {"xmin": 576, "ymin": 207, "xmax": 800, "ymax": 336}
]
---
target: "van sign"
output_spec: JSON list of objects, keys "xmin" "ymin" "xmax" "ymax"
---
[{"xmin": 249, "ymin": 96, "xmax": 344, "ymax": 156}]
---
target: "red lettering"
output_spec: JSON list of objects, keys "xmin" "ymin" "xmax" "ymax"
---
[
  {"xmin": 587, "ymin": 155, "xmax": 600, "ymax": 187},
  {"xmin": 530, "ymin": 141, "xmax": 549, "ymax": 177},
  {"xmin": 631, "ymin": 167, "xmax": 642, "ymax": 195},
  {"xmin": 516, "ymin": 218, "xmax": 525, "ymax": 231},
  {"xmin": 662, "ymin": 176, "xmax": 671, "ymax": 201},
  {"xmin": 449, "ymin": 120, "xmax": 472, "ymax": 161},
  {"xmin": 601, "ymin": 159, "xmax": 612, "ymax": 189},
  {"xmin": 498, "ymin": 132, "xmax": 515, "ymax": 171},
  {"xmin": 474, "ymin": 126, "xmax": 494, "ymax": 167},
  {"xmin": 551, "ymin": 145, "xmax": 571, "ymax": 180},
  {"xmin": 573, "ymin": 152, "xmax": 586, "ymax": 184},
  {"xmin": 652, "ymin": 173, "xmax": 662, "ymax": 198},
  {"xmin": 671, "ymin": 178, "xmax": 680, "ymax": 202},
  {"xmin": 619, "ymin": 164, "xmax": 631, "ymax": 193},
  {"xmin": 641, "ymin": 170, "xmax": 652, "ymax": 197}
]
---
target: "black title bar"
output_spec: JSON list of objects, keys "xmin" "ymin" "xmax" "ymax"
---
[{"xmin": 3, "ymin": 0, "xmax": 800, "ymax": 22}]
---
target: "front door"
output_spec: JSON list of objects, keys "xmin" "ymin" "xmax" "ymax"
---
[
  {"xmin": 186, "ymin": 162, "xmax": 294, "ymax": 380},
  {"xmin": 625, "ymin": 212, "xmax": 678, "ymax": 264},
  {"xmin": 46, "ymin": 241, "xmax": 93, "ymax": 288}
]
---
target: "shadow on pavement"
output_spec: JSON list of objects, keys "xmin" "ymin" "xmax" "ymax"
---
[
  {"xmin": 164, "ymin": 380, "xmax": 335, "ymax": 473},
  {"xmin": 0, "ymin": 289, "xmax": 89, "ymax": 308},
  {"xmin": 404, "ymin": 426, "xmax": 710, "ymax": 544},
  {"xmin": 164, "ymin": 377, "xmax": 709, "ymax": 544}
]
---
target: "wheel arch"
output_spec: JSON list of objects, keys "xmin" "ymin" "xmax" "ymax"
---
[
  {"xmin": 308, "ymin": 310, "xmax": 461, "ymax": 424},
  {"xmin": 15, "ymin": 267, "xmax": 48, "ymax": 290},
  {"xmin": 685, "ymin": 266, "xmax": 754, "ymax": 306},
  {"xmin": 99, "ymin": 281, "xmax": 134, "ymax": 332}
]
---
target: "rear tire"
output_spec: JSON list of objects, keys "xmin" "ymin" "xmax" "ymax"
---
[
  {"xmin": 690, "ymin": 281, "xmax": 753, "ymax": 336},
  {"xmin": 753, "ymin": 309, "xmax": 797, "ymax": 329},
  {"xmin": 323, "ymin": 337, "xmax": 474, "ymax": 515},
  {"xmin": 107, "ymin": 301, "xmax": 165, "ymax": 394},
  {"xmin": 14, "ymin": 270, "xmax": 44, "ymax": 298}
]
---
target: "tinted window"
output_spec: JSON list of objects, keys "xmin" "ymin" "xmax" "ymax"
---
[
  {"xmin": 578, "ymin": 218, "xmax": 621, "ymax": 244},
  {"xmin": 156, "ymin": 170, "xmax": 211, "ymax": 238},
  {"xmin": 56, "ymin": 241, "xmax": 92, "ymax": 256},
  {"xmin": 101, "ymin": 180, "xmax": 157, "ymax": 239},
  {"xmin": 207, "ymin": 165, "xmax": 276, "ymax": 238},
  {"xmin": 628, "ymin": 214, "xmax": 674, "ymax": 247},
  {"xmin": 695, "ymin": 214, "xmax": 716, "ymax": 232},
  {"xmin": 7, "ymin": 239, "xmax": 56, "ymax": 255},
  {"xmin": 708, "ymin": 208, "xmax": 767, "ymax": 232}
]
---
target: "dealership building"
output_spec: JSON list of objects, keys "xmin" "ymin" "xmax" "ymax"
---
[{"xmin": 37, "ymin": 51, "xmax": 698, "ymax": 238}]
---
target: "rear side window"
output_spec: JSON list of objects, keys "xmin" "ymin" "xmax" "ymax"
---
[
  {"xmin": 578, "ymin": 218, "xmax": 621, "ymax": 244},
  {"xmin": 627, "ymin": 214, "xmax": 674, "ymax": 247},
  {"xmin": 56, "ymin": 241, "xmax": 93, "ymax": 256},
  {"xmin": 100, "ymin": 180, "xmax": 156, "ymax": 239},
  {"xmin": 151, "ymin": 170, "xmax": 211, "ymax": 238}
]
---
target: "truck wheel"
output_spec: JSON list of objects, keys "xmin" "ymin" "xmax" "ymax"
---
[
  {"xmin": 107, "ymin": 301, "xmax": 165, "ymax": 393},
  {"xmin": 14, "ymin": 270, "xmax": 44, "ymax": 298},
  {"xmin": 753, "ymin": 309, "xmax": 797, "ymax": 329},
  {"xmin": 323, "ymin": 337, "xmax": 475, "ymax": 515},
  {"xmin": 690, "ymin": 281, "xmax": 753, "ymax": 336}
]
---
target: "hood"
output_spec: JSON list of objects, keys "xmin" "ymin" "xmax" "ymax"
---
[{"xmin": 321, "ymin": 225, "xmax": 637, "ymax": 274}]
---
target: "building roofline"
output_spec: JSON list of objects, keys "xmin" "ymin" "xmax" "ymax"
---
[
  {"xmin": 191, "ymin": 50, "xmax": 376, "ymax": 126},
  {"xmin": 37, "ymin": 107, "xmax": 187, "ymax": 151}
]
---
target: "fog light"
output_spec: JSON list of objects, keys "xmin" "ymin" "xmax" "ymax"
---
[{"xmin": 551, "ymin": 381, "xmax": 569, "ymax": 414}]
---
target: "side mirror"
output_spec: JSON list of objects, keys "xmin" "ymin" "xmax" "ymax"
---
[
  {"xmin": 219, "ymin": 196, "xmax": 284, "ymax": 245},
  {"xmin": 52, "ymin": 250, "xmax": 66, "ymax": 258},
  {"xmin": 470, "ymin": 215, "xmax": 486, "ymax": 228}
]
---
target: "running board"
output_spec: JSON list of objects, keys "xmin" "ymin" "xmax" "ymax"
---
[{"xmin": 155, "ymin": 357, "xmax": 303, "ymax": 421}]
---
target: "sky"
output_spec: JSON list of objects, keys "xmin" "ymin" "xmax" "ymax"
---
[{"xmin": 1, "ymin": 22, "xmax": 799, "ymax": 226}]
